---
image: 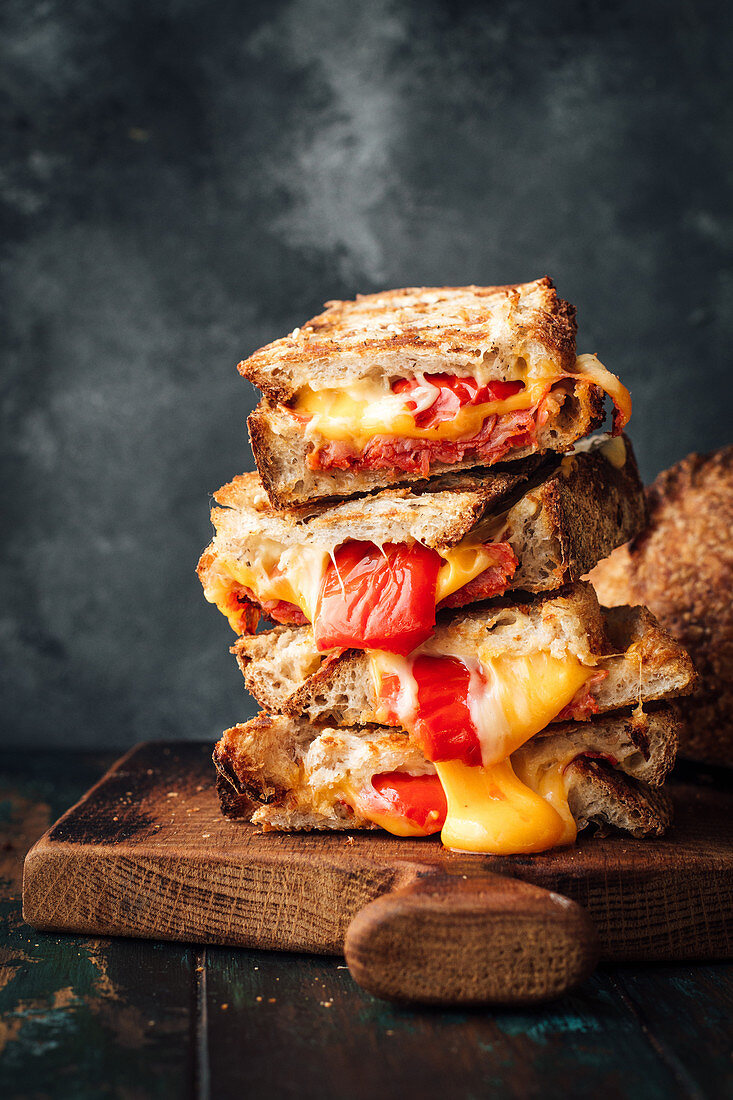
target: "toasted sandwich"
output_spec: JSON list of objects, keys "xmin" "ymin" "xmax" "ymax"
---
[
  {"xmin": 214, "ymin": 709, "xmax": 678, "ymax": 842},
  {"xmin": 591, "ymin": 445, "xmax": 733, "ymax": 767},
  {"xmin": 240, "ymin": 279, "xmax": 632, "ymax": 508},
  {"xmin": 198, "ymin": 434, "xmax": 644, "ymax": 651},
  {"xmin": 216, "ymin": 583, "xmax": 695, "ymax": 853}
]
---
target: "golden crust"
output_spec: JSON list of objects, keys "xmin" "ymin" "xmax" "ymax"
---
[
  {"xmin": 239, "ymin": 278, "xmax": 578, "ymax": 403},
  {"xmin": 566, "ymin": 757, "xmax": 673, "ymax": 837},
  {"xmin": 590, "ymin": 446, "xmax": 733, "ymax": 767},
  {"xmin": 208, "ymin": 465, "xmax": 527, "ymax": 548}
]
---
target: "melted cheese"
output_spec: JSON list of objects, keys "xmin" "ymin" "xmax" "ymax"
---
[
  {"xmin": 434, "ymin": 544, "xmax": 503, "ymax": 602},
  {"xmin": 293, "ymin": 376, "xmax": 545, "ymax": 447},
  {"xmin": 291, "ymin": 353, "xmax": 631, "ymax": 446},
  {"xmin": 512, "ymin": 749, "xmax": 578, "ymax": 845},
  {"xmin": 369, "ymin": 651, "xmax": 419, "ymax": 725},
  {"xmin": 215, "ymin": 545, "xmax": 330, "ymax": 622},
  {"xmin": 469, "ymin": 652, "xmax": 592, "ymax": 764},
  {"xmin": 369, "ymin": 647, "xmax": 593, "ymax": 853},
  {"xmin": 440, "ymin": 652, "xmax": 591, "ymax": 852},
  {"xmin": 436, "ymin": 758, "xmax": 569, "ymax": 854},
  {"xmin": 200, "ymin": 567, "xmax": 248, "ymax": 632},
  {"xmin": 573, "ymin": 353, "xmax": 632, "ymax": 428},
  {"xmin": 207, "ymin": 540, "xmax": 500, "ymax": 630}
]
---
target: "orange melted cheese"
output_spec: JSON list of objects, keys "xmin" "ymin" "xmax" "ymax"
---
[
  {"xmin": 291, "ymin": 354, "xmax": 631, "ymax": 447},
  {"xmin": 293, "ymin": 379, "xmax": 543, "ymax": 446},
  {"xmin": 367, "ymin": 648, "xmax": 592, "ymax": 853},
  {"xmin": 436, "ymin": 759, "xmax": 571, "ymax": 854}
]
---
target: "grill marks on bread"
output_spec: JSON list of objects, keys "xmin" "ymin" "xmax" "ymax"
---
[{"xmin": 239, "ymin": 278, "xmax": 578, "ymax": 404}]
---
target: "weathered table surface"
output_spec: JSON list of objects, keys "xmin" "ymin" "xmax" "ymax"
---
[{"xmin": 2, "ymin": 749, "xmax": 732, "ymax": 1100}]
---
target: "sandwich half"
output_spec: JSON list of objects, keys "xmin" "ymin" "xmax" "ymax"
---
[
  {"xmin": 232, "ymin": 588, "xmax": 697, "ymax": 731},
  {"xmin": 240, "ymin": 279, "xmax": 632, "ymax": 508},
  {"xmin": 198, "ymin": 434, "xmax": 644, "ymax": 650},
  {"xmin": 214, "ymin": 709, "xmax": 679, "ymax": 845},
  {"xmin": 217, "ymin": 583, "xmax": 695, "ymax": 853}
]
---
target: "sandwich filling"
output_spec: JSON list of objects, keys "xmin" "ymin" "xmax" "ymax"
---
[
  {"xmin": 344, "ymin": 642, "xmax": 608, "ymax": 853},
  {"xmin": 338, "ymin": 736, "xmax": 620, "ymax": 844},
  {"xmin": 202, "ymin": 536, "xmax": 518, "ymax": 653},
  {"xmin": 286, "ymin": 355, "xmax": 630, "ymax": 477}
]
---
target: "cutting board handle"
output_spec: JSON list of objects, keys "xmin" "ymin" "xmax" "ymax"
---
[{"xmin": 344, "ymin": 871, "xmax": 598, "ymax": 1006}]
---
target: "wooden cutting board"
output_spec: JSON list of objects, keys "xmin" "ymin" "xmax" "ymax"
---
[{"xmin": 23, "ymin": 742, "xmax": 733, "ymax": 1006}]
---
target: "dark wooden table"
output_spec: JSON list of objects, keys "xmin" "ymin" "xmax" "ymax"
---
[{"xmin": 2, "ymin": 750, "xmax": 732, "ymax": 1100}]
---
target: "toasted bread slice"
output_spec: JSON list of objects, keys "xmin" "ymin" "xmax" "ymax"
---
[
  {"xmin": 590, "ymin": 445, "xmax": 733, "ymax": 767},
  {"xmin": 239, "ymin": 279, "xmax": 577, "ymax": 404},
  {"xmin": 213, "ymin": 707, "xmax": 677, "ymax": 837},
  {"xmin": 233, "ymin": 595, "xmax": 696, "ymax": 728},
  {"xmin": 199, "ymin": 437, "xmax": 645, "ymax": 632},
  {"xmin": 248, "ymin": 382, "xmax": 605, "ymax": 509}
]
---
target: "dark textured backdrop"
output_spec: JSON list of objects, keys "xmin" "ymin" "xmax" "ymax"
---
[{"xmin": 2, "ymin": 0, "xmax": 731, "ymax": 748}]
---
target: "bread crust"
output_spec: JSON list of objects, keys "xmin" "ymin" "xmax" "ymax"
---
[
  {"xmin": 531, "ymin": 438, "xmax": 646, "ymax": 584},
  {"xmin": 523, "ymin": 705, "xmax": 680, "ymax": 789},
  {"xmin": 566, "ymin": 758, "xmax": 672, "ymax": 837},
  {"xmin": 206, "ymin": 466, "xmax": 528, "ymax": 552},
  {"xmin": 248, "ymin": 382, "xmax": 605, "ymax": 509},
  {"xmin": 590, "ymin": 445, "xmax": 733, "ymax": 767},
  {"xmin": 239, "ymin": 278, "xmax": 578, "ymax": 403}
]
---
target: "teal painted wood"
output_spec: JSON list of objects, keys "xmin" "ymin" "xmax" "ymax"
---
[
  {"xmin": 612, "ymin": 966, "xmax": 733, "ymax": 1097},
  {"xmin": 204, "ymin": 945, "xmax": 727, "ymax": 1100},
  {"xmin": 1, "ymin": 750, "xmax": 197, "ymax": 1100},
  {"xmin": 2, "ymin": 749, "xmax": 733, "ymax": 1100}
]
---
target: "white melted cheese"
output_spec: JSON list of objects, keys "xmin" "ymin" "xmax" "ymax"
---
[{"xmin": 369, "ymin": 651, "xmax": 419, "ymax": 726}]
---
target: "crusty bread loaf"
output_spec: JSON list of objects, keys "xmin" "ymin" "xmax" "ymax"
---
[
  {"xmin": 232, "ymin": 595, "xmax": 696, "ymax": 728},
  {"xmin": 199, "ymin": 435, "xmax": 645, "ymax": 604},
  {"xmin": 248, "ymin": 381, "xmax": 605, "ymax": 508},
  {"xmin": 590, "ymin": 445, "xmax": 733, "ymax": 767},
  {"xmin": 213, "ymin": 707, "xmax": 677, "ymax": 838},
  {"xmin": 239, "ymin": 279, "xmax": 578, "ymax": 404}
]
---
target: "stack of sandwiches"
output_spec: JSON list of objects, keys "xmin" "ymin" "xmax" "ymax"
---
[{"xmin": 199, "ymin": 278, "xmax": 696, "ymax": 854}]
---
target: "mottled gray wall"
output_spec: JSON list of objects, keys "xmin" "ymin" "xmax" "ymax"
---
[{"xmin": 2, "ymin": 0, "xmax": 731, "ymax": 747}]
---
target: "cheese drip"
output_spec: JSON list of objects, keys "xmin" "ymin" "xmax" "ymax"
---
[
  {"xmin": 436, "ymin": 759, "xmax": 570, "ymax": 854},
  {"xmin": 512, "ymin": 749, "xmax": 578, "ymax": 845},
  {"xmin": 368, "ymin": 648, "xmax": 592, "ymax": 853},
  {"xmin": 439, "ymin": 652, "xmax": 590, "ymax": 853}
]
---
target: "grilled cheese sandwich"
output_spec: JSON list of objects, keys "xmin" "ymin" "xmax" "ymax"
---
[{"xmin": 198, "ymin": 438, "xmax": 646, "ymax": 639}]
